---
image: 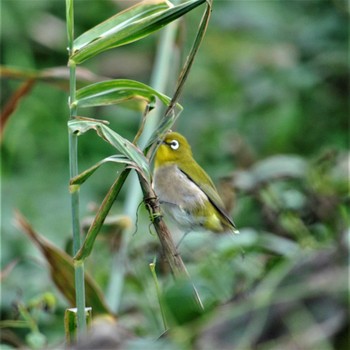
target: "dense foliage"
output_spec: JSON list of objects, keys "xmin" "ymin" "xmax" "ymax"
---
[{"xmin": 1, "ymin": 0, "xmax": 348, "ymax": 349}]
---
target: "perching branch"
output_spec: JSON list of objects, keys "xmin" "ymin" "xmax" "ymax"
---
[
  {"xmin": 137, "ymin": 173, "xmax": 204, "ymax": 310},
  {"xmin": 138, "ymin": 174, "xmax": 186, "ymax": 276}
]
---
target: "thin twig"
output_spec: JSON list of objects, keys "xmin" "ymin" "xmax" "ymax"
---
[{"xmin": 138, "ymin": 174, "xmax": 204, "ymax": 310}]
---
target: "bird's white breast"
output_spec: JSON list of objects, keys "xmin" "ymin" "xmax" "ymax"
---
[
  {"xmin": 153, "ymin": 164, "xmax": 207, "ymax": 229},
  {"xmin": 153, "ymin": 164, "xmax": 206, "ymax": 208}
]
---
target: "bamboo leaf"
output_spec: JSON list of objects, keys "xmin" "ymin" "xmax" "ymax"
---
[
  {"xmin": 71, "ymin": 0, "xmax": 206, "ymax": 64},
  {"xmin": 73, "ymin": 0, "xmax": 170, "ymax": 52},
  {"xmin": 145, "ymin": 0, "xmax": 212, "ymax": 153},
  {"xmin": 74, "ymin": 79, "xmax": 180, "ymax": 111},
  {"xmin": 70, "ymin": 155, "xmax": 134, "ymax": 187},
  {"xmin": 164, "ymin": 0, "xmax": 212, "ymax": 118},
  {"xmin": 75, "ymin": 169, "xmax": 131, "ymax": 262},
  {"xmin": 66, "ymin": 0, "xmax": 74, "ymax": 51},
  {"xmin": 15, "ymin": 212, "xmax": 113, "ymax": 316},
  {"xmin": 68, "ymin": 119, "xmax": 151, "ymax": 180}
]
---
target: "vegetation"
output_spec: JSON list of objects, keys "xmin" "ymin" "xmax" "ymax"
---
[{"xmin": 1, "ymin": 0, "xmax": 348, "ymax": 349}]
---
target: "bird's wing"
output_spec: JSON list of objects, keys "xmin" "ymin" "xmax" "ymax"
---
[
  {"xmin": 179, "ymin": 161, "xmax": 238, "ymax": 232},
  {"xmin": 201, "ymin": 182, "xmax": 238, "ymax": 232}
]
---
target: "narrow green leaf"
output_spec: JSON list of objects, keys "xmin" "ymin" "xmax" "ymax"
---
[
  {"xmin": 145, "ymin": 0, "xmax": 212, "ymax": 152},
  {"xmin": 66, "ymin": 0, "xmax": 74, "ymax": 52},
  {"xmin": 15, "ymin": 212, "xmax": 113, "ymax": 316},
  {"xmin": 70, "ymin": 155, "xmax": 134, "ymax": 187},
  {"xmin": 74, "ymin": 79, "xmax": 179, "ymax": 111},
  {"xmin": 149, "ymin": 260, "xmax": 168, "ymax": 330},
  {"xmin": 71, "ymin": 0, "xmax": 206, "ymax": 63},
  {"xmin": 68, "ymin": 119, "xmax": 150, "ymax": 180},
  {"xmin": 75, "ymin": 169, "xmax": 131, "ymax": 262},
  {"xmin": 164, "ymin": 0, "xmax": 212, "ymax": 118},
  {"xmin": 73, "ymin": 0, "xmax": 170, "ymax": 52}
]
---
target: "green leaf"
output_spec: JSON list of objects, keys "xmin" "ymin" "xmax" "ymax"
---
[
  {"xmin": 73, "ymin": 0, "xmax": 170, "ymax": 52},
  {"xmin": 145, "ymin": 0, "xmax": 212, "ymax": 151},
  {"xmin": 71, "ymin": 0, "xmax": 206, "ymax": 64},
  {"xmin": 67, "ymin": 119, "xmax": 152, "ymax": 263},
  {"xmin": 15, "ymin": 212, "xmax": 113, "ymax": 316},
  {"xmin": 74, "ymin": 169, "xmax": 130, "ymax": 262},
  {"xmin": 163, "ymin": 0, "xmax": 212, "ymax": 117},
  {"xmin": 70, "ymin": 155, "xmax": 134, "ymax": 187},
  {"xmin": 68, "ymin": 118, "xmax": 150, "ymax": 180},
  {"xmin": 74, "ymin": 79, "xmax": 179, "ymax": 111},
  {"xmin": 66, "ymin": 0, "xmax": 74, "ymax": 51}
]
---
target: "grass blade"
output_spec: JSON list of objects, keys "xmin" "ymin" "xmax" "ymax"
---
[
  {"xmin": 164, "ymin": 0, "xmax": 212, "ymax": 118},
  {"xmin": 66, "ymin": 0, "xmax": 74, "ymax": 53},
  {"xmin": 73, "ymin": 0, "xmax": 170, "ymax": 53},
  {"xmin": 75, "ymin": 169, "xmax": 131, "ymax": 262},
  {"xmin": 71, "ymin": 0, "xmax": 206, "ymax": 63},
  {"xmin": 70, "ymin": 155, "xmax": 134, "ymax": 188},
  {"xmin": 74, "ymin": 79, "xmax": 181, "ymax": 111},
  {"xmin": 146, "ymin": 0, "xmax": 212, "ymax": 151},
  {"xmin": 68, "ymin": 118, "xmax": 151, "ymax": 180}
]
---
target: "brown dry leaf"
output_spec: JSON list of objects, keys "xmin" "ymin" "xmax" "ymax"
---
[{"xmin": 15, "ymin": 211, "xmax": 114, "ymax": 317}]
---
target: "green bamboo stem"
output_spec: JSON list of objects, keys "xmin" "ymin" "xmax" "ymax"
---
[
  {"xmin": 150, "ymin": 261, "xmax": 168, "ymax": 331},
  {"xmin": 64, "ymin": 307, "xmax": 92, "ymax": 345},
  {"xmin": 66, "ymin": 0, "xmax": 86, "ymax": 333}
]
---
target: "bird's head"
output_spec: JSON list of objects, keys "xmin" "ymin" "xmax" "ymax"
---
[{"xmin": 154, "ymin": 132, "xmax": 193, "ymax": 168}]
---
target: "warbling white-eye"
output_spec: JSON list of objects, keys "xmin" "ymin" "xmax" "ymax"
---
[{"xmin": 153, "ymin": 132, "xmax": 239, "ymax": 239}]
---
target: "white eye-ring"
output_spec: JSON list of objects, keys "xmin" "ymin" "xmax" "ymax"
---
[{"xmin": 169, "ymin": 140, "xmax": 179, "ymax": 150}]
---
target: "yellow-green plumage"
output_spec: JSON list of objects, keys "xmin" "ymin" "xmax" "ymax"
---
[{"xmin": 153, "ymin": 132, "xmax": 239, "ymax": 234}]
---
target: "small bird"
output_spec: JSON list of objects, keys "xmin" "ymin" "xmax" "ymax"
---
[{"xmin": 153, "ymin": 131, "xmax": 239, "ymax": 242}]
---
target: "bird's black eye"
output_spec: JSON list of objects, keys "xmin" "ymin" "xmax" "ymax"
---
[{"xmin": 169, "ymin": 140, "xmax": 179, "ymax": 150}]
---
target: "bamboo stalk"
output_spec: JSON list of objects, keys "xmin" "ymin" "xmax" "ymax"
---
[{"xmin": 66, "ymin": 0, "xmax": 86, "ymax": 333}]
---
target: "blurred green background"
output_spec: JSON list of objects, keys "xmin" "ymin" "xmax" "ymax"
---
[{"xmin": 1, "ymin": 0, "xmax": 349, "ymax": 349}]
